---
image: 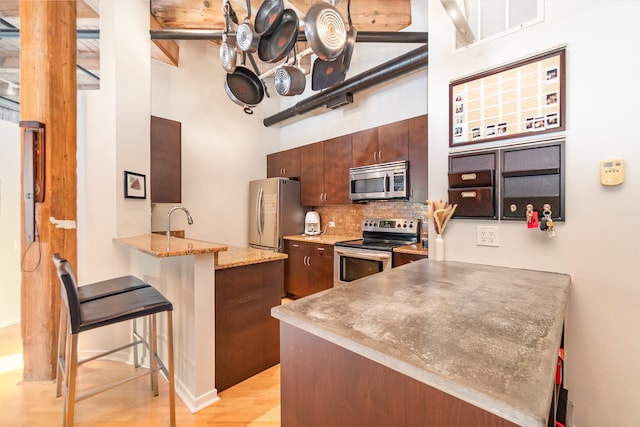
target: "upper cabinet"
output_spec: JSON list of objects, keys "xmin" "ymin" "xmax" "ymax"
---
[
  {"xmin": 300, "ymin": 135, "xmax": 352, "ymax": 206},
  {"xmin": 150, "ymin": 115, "xmax": 181, "ymax": 203},
  {"xmin": 268, "ymin": 114, "xmax": 428, "ymax": 206},
  {"xmin": 352, "ymin": 120, "xmax": 409, "ymax": 167},
  {"xmin": 267, "ymin": 147, "xmax": 301, "ymax": 178},
  {"xmin": 408, "ymin": 115, "xmax": 428, "ymax": 203}
]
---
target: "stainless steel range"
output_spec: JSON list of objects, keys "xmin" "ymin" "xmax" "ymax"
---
[{"xmin": 334, "ymin": 218, "xmax": 421, "ymax": 286}]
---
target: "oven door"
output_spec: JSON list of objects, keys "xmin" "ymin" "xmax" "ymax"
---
[{"xmin": 334, "ymin": 247, "xmax": 392, "ymax": 286}]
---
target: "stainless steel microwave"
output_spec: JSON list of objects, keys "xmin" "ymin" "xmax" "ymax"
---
[{"xmin": 349, "ymin": 160, "xmax": 409, "ymax": 201}]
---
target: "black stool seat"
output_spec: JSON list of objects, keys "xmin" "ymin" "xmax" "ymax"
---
[
  {"xmin": 78, "ymin": 275, "xmax": 150, "ymax": 303},
  {"xmin": 74, "ymin": 286, "xmax": 173, "ymax": 334}
]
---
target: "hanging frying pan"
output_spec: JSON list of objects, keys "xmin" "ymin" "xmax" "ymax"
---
[
  {"xmin": 341, "ymin": 0, "xmax": 357, "ymax": 75},
  {"xmin": 254, "ymin": 0, "xmax": 284, "ymax": 36},
  {"xmin": 219, "ymin": 4, "xmax": 237, "ymax": 73},
  {"xmin": 304, "ymin": 1, "xmax": 347, "ymax": 61},
  {"xmin": 311, "ymin": 55, "xmax": 344, "ymax": 91},
  {"xmin": 237, "ymin": 0, "xmax": 260, "ymax": 53},
  {"xmin": 224, "ymin": 54, "xmax": 265, "ymax": 114},
  {"xmin": 257, "ymin": 8, "xmax": 299, "ymax": 63}
]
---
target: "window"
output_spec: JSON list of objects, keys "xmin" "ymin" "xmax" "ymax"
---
[{"xmin": 455, "ymin": 0, "xmax": 543, "ymax": 48}]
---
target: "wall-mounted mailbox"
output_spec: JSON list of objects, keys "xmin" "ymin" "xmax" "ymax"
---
[
  {"xmin": 448, "ymin": 140, "xmax": 565, "ymax": 221},
  {"xmin": 501, "ymin": 142, "xmax": 564, "ymax": 221},
  {"xmin": 448, "ymin": 151, "xmax": 497, "ymax": 219}
]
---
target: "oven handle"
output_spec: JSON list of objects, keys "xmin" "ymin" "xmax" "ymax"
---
[{"xmin": 335, "ymin": 249, "xmax": 391, "ymax": 261}]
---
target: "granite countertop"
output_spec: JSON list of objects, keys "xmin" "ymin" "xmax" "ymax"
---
[
  {"xmin": 393, "ymin": 242, "xmax": 429, "ymax": 256},
  {"xmin": 114, "ymin": 234, "xmax": 228, "ymax": 258},
  {"xmin": 271, "ymin": 260, "xmax": 570, "ymax": 427},
  {"xmin": 284, "ymin": 234, "xmax": 360, "ymax": 245},
  {"xmin": 215, "ymin": 245, "xmax": 288, "ymax": 270}
]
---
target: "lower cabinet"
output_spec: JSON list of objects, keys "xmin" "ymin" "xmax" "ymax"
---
[
  {"xmin": 393, "ymin": 252, "xmax": 428, "ymax": 267},
  {"xmin": 215, "ymin": 260, "xmax": 282, "ymax": 392},
  {"xmin": 285, "ymin": 240, "xmax": 334, "ymax": 298}
]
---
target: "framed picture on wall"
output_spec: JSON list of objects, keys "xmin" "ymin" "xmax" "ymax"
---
[
  {"xmin": 449, "ymin": 47, "xmax": 566, "ymax": 146},
  {"xmin": 124, "ymin": 171, "xmax": 146, "ymax": 199}
]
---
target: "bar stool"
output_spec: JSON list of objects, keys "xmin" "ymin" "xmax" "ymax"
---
[
  {"xmin": 53, "ymin": 259, "xmax": 152, "ymax": 398},
  {"xmin": 53, "ymin": 254, "xmax": 176, "ymax": 427}
]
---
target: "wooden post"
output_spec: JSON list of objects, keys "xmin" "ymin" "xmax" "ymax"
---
[{"xmin": 19, "ymin": 0, "xmax": 77, "ymax": 381}]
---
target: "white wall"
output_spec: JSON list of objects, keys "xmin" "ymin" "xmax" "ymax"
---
[
  {"xmin": 428, "ymin": 1, "xmax": 640, "ymax": 426},
  {"xmin": 0, "ymin": 119, "xmax": 20, "ymax": 328},
  {"xmin": 150, "ymin": 41, "xmax": 280, "ymax": 247}
]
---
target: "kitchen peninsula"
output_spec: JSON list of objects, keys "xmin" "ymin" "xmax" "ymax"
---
[
  {"xmin": 114, "ymin": 234, "xmax": 226, "ymax": 413},
  {"xmin": 272, "ymin": 260, "xmax": 570, "ymax": 427}
]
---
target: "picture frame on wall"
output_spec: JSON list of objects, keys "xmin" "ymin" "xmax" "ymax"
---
[
  {"xmin": 124, "ymin": 171, "xmax": 146, "ymax": 199},
  {"xmin": 449, "ymin": 47, "xmax": 566, "ymax": 147}
]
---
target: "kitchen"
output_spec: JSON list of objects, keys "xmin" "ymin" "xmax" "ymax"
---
[{"xmin": 0, "ymin": 1, "xmax": 638, "ymax": 426}]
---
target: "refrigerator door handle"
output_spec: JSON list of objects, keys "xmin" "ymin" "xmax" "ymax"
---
[{"xmin": 256, "ymin": 187, "xmax": 264, "ymax": 237}]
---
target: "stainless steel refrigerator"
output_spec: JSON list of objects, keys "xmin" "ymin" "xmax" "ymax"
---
[{"xmin": 249, "ymin": 177, "xmax": 305, "ymax": 252}]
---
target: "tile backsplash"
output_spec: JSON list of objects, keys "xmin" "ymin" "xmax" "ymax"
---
[{"xmin": 314, "ymin": 201, "xmax": 430, "ymax": 237}]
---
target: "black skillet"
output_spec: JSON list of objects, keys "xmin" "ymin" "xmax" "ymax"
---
[
  {"xmin": 254, "ymin": 0, "xmax": 284, "ymax": 36},
  {"xmin": 257, "ymin": 8, "xmax": 299, "ymax": 63},
  {"xmin": 224, "ymin": 53, "xmax": 265, "ymax": 114}
]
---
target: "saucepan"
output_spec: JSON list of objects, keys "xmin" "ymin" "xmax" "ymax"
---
[
  {"xmin": 304, "ymin": 0, "xmax": 347, "ymax": 61},
  {"xmin": 257, "ymin": 8, "xmax": 299, "ymax": 63},
  {"xmin": 236, "ymin": 0, "xmax": 260, "ymax": 53},
  {"xmin": 274, "ymin": 46, "xmax": 306, "ymax": 96},
  {"xmin": 224, "ymin": 53, "xmax": 265, "ymax": 114},
  {"xmin": 254, "ymin": 0, "xmax": 284, "ymax": 36},
  {"xmin": 219, "ymin": 3, "xmax": 237, "ymax": 73}
]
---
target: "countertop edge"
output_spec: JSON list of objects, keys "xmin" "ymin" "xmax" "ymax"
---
[
  {"xmin": 271, "ymin": 305, "xmax": 546, "ymax": 427},
  {"xmin": 113, "ymin": 234, "xmax": 228, "ymax": 258}
]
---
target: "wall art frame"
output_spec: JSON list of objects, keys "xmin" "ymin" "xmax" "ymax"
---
[
  {"xmin": 124, "ymin": 170, "xmax": 147, "ymax": 199},
  {"xmin": 449, "ymin": 47, "xmax": 566, "ymax": 147}
]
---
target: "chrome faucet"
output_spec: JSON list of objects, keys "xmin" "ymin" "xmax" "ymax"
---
[{"xmin": 166, "ymin": 206, "xmax": 194, "ymax": 238}]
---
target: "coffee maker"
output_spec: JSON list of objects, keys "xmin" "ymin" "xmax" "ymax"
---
[{"xmin": 304, "ymin": 211, "xmax": 321, "ymax": 235}]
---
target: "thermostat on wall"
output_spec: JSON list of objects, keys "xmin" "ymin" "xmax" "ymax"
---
[{"xmin": 600, "ymin": 159, "xmax": 624, "ymax": 186}]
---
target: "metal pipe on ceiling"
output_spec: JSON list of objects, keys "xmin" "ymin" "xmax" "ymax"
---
[
  {"xmin": 263, "ymin": 44, "xmax": 428, "ymax": 127},
  {"xmin": 150, "ymin": 29, "xmax": 427, "ymax": 44}
]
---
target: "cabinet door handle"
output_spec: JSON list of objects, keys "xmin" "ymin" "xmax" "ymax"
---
[
  {"xmin": 373, "ymin": 151, "xmax": 377, "ymax": 162},
  {"xmin": 292, "ymin": 243, "xmax": 300, "ymax": 248},
  {"xmin": 461, "ymin": 173, "xmax": 477, "ymax": 181},
  {"xmin": 378, "ymin": 150, "xmax": 382, "ymax": 161},
  {"xmin": 317, "ymin": 247, "xmax": 325, "ymax": 252},
  {"xmin": 461, "ymin": 191, "xmax": 478, "ymax": 198},
  {"xmin": 282, "ymin": 167, "xmax": 286, "ymax": 176},
  {"xmin": 323, "ymin": 193, "xmax": 328, "ymax": 202}
]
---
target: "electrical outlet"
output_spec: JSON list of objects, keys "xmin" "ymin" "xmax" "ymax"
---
[
  {"xmin": 477, "ymin": 226, "xmax": 499, "ymax": 247},
  {"xmin": 328, "ymin": 221, "xmax": 336, "ymax": 227}
]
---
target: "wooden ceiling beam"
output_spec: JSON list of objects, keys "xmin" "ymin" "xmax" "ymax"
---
[{"xmin": 150, "ymin": 14, "xmax": 180, "ymax": 67}]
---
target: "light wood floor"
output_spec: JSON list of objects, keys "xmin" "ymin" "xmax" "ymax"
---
[{"xmin": 0, "ymin": 323, "xmax": 281, "ymax": 426}]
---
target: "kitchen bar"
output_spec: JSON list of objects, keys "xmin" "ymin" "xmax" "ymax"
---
[{"xmin": 272, "ymin": 260, "xmax": 570, "ymax": 427}]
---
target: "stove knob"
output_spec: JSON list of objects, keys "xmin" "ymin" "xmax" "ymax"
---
[
  {"xmin": 409, "ymin": 223, "xmax": 414, "ymax": 228},
  {"xmin": 403, "ymin": 224, "xmax": 407, "ymax": 227}
]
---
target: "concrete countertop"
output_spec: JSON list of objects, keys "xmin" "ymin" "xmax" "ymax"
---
[
  {"xmin": 114, "ymin": 234, "xmax": 227, "ymax": 258},
  {"xmin": 271, "ymin": 260, "xmax": 570, "ymax": 427},
  {"xmin": 215, "ymin": 245, "xmax": 288, "ymax": 270},
  {"xmin": 284, "ymin": 234, "xmax": 360, "ymax": 245}
]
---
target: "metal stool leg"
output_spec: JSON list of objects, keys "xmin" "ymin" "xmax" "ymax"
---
[
  {"xmin": 149, "ymin": 314, "xmax": 159, "ymax": 396},
  {"xmin": 56, "ymin": 306, "xmax": 67, "ymax": 398},
  {"xmin": 167, "ymin": 311, "xmax": 176, "ymax": 427},
  {"xmin": 63, "ymin": 333, "xmax": 79, "ymax": 427}
]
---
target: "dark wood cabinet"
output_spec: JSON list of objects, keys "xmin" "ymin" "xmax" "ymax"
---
[
  {"xmin": 408, "ymin": 115, "xmax": 428, "ymax": 202},
  {"xmin": 284, "ymin": 240, "xmax": 334, "ymax": 298},
  {"xmin": 215, "ymin": 261, "xmax": 282, "ymax": 392},
  {"xmin": 393, "ymin": 252, "xmax": 428, "ymax": 267},
  {"xmin": 267, "ymin": 147, "xmax": 301, "ymax": 178},
  {"xmin": 150, "ymin": 116, "xmax": 181, "ymax": 203},
  {"xmin": 300, "ymin": 136, "xmax": 352, "ymax": 206},
  {"xmin": 352, "ymin": 120, "xmax": 409, "ymax": 167},
  {"xmin": 300, "ymin": 142, "xmax": 325, "ymax": 206}
]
